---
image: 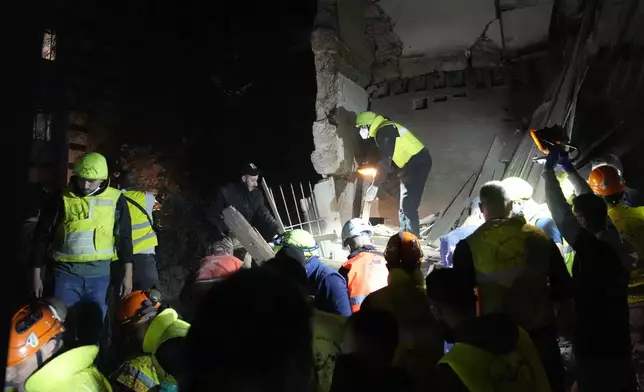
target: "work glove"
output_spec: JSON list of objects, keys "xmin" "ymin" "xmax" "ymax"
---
[
  {"xmin": 545, "ymin": 148, "xmax": 573, "ymax": 172},
  {"xmin": 364, "ymin": 185, "xmax": 379, "ymax": 202}
]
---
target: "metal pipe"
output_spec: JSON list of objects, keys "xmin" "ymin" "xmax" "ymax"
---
[
  {"xmin": 290, "ymin": 183, "xmax": 303, "ymax": 229},
  {"xmin": 261, "ymin": 178, "xmax": 285, "ymax": 233},
  {"xmin": 308, "ymin": 181, "xmax": 323, "ymax": 236},
  {"xmin": 299, "ymin": 182, "xmax": 313, "ymax": 233},
  {"xmin": 279, "ymin": 185, "xmax": 293, "ymax": 228}
]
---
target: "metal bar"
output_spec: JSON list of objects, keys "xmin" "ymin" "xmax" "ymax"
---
[
  {"xmin": 261, "ymin": 178, "xmax": 285, "ymax": 233},
  {"xmin": 299, "ymin": 182, "xmax": 312, "ymax": 233},
  {"xmin": 308, "ymin": 181, "xmax": 323, "ymax": 236},
  {"xmin": 290, "ymin": 183, "xmax": 303, "ymax": 229},
  {"xmin": 279, "ymin": 185, "xmax": 293, "ymax": 228}
]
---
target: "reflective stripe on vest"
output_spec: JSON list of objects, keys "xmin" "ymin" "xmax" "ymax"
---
[
  {"xmin": 608, "ymin": 203, "xmax": 644, "ymax": 258},
  {"xmin": 53, "ymin": 187, "xmax": 122, "ymax": 262},
  {"xmin": 124, "ymin": 190, "xmax": 158, "ymax": 254},
  {"xmin": 342, "ymin": 251, "xmax": 389, "ymax": 313},
  {"xmin": 467, "ymin": 217, "xmax": 554, "ymax": 331},
  {"xmin": 112, "ymin": 355, "xmax": 159, "ymax": 392},
  {"xmin": 373, "ymin": 121, "xmax": 425, "ymax": 168},
  {"xmin": 438, "ymin": 326, "xmax": 551, "ymax": 392}
]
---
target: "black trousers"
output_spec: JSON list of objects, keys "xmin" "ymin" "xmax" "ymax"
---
[{"xmin": 398, "ymin": 148, "xmax": 431, "ymax": 236}]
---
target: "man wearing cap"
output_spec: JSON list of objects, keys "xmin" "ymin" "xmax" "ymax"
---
[{"xmin": 206, "ymin": 162, "xmax": 283, "ymax": 260}]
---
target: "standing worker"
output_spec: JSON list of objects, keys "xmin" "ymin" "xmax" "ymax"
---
[
  {"xmin": 452, "ymin": 181, "xmax": 573, "ymax": 392},
  {"xmin": 355, "ymin": 112, "xmax": 432, "ymax": 237},
  {"xmin": 339, "ymin": 218, "xmax": 389, "ymax": 312},
  {"xmin": 206, "ymin": 162, "xmax": 284, "ymax": 261},
  {"xmin": 29, "ymin": 152, "xmax": 133, "ymax": 345},
  {"xmin": 118, "ymin": 169, "xmax": 159, "ymax": 291}
]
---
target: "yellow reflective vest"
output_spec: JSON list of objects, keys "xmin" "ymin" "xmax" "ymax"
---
[
  {"xmin": 110, "ymin": 354, "xmax": 159, "ymax": 392},
  {"xmin": 25, "ymin": 345, "xmax": 112, "ymax": 392},
  {"xmin": 438, "ymin": 326, "xmax": 551, "ymax": 392},
  {"xmin": 608, "ymin": 203, "xmax": 644, "ymax": 259},
  {"xmin": 368, "ymin": 115, "xmax": 425, "ymax": 168},
  {"xmin": 467, "ymin": 217, "xmax": 555, "ymax": 332},
  {"xmin": 53, "ymin": 187, "xmax": 122, "ymax": 263},
  {"xmin": 123, "ymin": 190, "xmax": 158, "ymax": 254},
  {"xmin": 525, "ymin": 204, "xmax": 575, "ymax": 276},
  {"xmin": 142, "ymin": 309, "xmax": 190, "ymax": 386}
]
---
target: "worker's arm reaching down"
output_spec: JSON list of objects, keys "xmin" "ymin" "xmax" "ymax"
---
[
  {"xmin": 251, "ymin": 189, "xmax": 282, "ymax": 238},
  {"xmin": 372, "ymin": 124, "xmax": 398, "ymax": 187}
]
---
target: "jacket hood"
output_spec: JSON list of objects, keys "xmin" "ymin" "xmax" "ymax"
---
[
  {"xmin": 25, "ymin": 345, "xmax": 100, "ymax": 392},
  {"xmin": 452, "ymin": 314, "xmax": 518, "ymax": 355}
]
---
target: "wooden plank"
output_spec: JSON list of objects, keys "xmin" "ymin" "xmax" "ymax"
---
[
  {"xmin": 425, "ymin": 173, "xmax": 477, "ymax": 242},
  {"xmin": 222, "ymin": 206, "xmax": 275, "ymax": 265}
]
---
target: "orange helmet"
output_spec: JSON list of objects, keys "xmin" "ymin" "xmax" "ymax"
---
[
  {"xmin": 384, "ymin": 231, "xmax": 423, "ymax": 269},
  {"xmin": 117, "ymin": 289, "xmax": 161, "ymax": 325},
  {"xmin": 196, "ymin": 254, "xmax": 243, "ymax": 281},
  {"xmin": 7, "ymin": 302, "xmax": 65, "ymax": 367},
  {"xmin": 588, "ymin": 165, "xmax": 625, "ymax": 196}
]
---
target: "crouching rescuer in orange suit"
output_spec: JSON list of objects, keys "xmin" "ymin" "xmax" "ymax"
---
[
  {"xmin": 339, "ymin": 218, "xmax": 389, "ymax": 312},
  {"xmin": 356, "ymin": 111, "xmax": 432, "ymax": 237},
  {"xmin": 28, "ymin": 152, "xmax": 134, "ymax": 345},
  {"xmin": 5, "ymin": 299, "xmax": 111, "ymax": 391}
]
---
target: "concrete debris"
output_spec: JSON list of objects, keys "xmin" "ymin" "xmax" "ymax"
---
[
  {"xmin": 372, "ymin": 223, "xmax": 399, "ymax": 237},
  {"xmin": 365, "ymin": 2, "xmax": 403, "ymax": 83}
]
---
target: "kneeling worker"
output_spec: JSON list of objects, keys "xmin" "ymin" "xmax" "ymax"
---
[{"xmin": 355, "ymin": 111, "xmax": 432, "ymax": 236}]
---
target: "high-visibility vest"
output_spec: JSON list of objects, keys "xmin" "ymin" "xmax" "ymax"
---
[
  {"xmin": 608, "ymin": 203, "xmax": 644, "ymax": 258},
  {"xmin": 53, "ymin": 187, "xmax": 122, "ymax": 263},
  {"xmin": 467, "ymin": 217, "xmax": 555, "ymax": 331},
  {"xmin": 25, "ymin": 345, "xmax": 112, "ymax": 392},
  {"xmin": 369, "ymin": 117, "xmax": 425, "ymax": 168},
  {"xmin": 525, "ymin": 204, "xmax": 575, "ymax": 276},
  {"xmin": 342, "ymin": 250, "xmax": 389, "ymax": 313},
  {"xmin": 142, "ymin": 309, "xmax": 190, "ymax": 386},
  {"xmin": 438, "ymin": 325, "xmax": 551, "ymax": 392},
  {"xmin": 123, "ymin": 190, "xmax": 158, "ymax": 254},
  {"xmin": 111, "ymin": 354, "xmax": 159, "ymax": 392}
]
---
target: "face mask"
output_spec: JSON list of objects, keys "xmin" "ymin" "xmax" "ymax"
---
[{"xmin": 359, "ymin": 126, "xmax": 369, "ymax": 140}]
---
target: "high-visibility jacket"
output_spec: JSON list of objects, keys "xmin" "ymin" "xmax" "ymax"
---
[
  {"xmin": 123, "ymin": 190, "xmax": 158, "ymax": 254},
  {"xmin": 525, "ymin": 203, "xmax": 575, "ymax": 276},
  {"xmin": 467, "ymin": 216, "xmax": 555, "ymax": 332},
  {"xmin": 25, "ymin": 345, "xmax": 112, "ymax": 392},
  {"xmin": 342, "ymin": 249, "xmax": 389, "ymax": 313},
  {"xmin": 142, "ymin": 309, "xmax": 190, "ymax": 387},
  {"xmin": 53, "ymin": 187, "xmax": 122, "ymax": 263},
  {"xmin": 110, "ymin": 354, "xmax": 159, "ymax": 392},
  {"xmin": 438, "ymin": 326, "xmax": 551, "ymax": 392},
  {"xmin": 608, "ymin": 203, "xmax": 644, "ymax": 258},
  {"xmin": 368, "ymin": 115, "xmax": 425, "ymax": 168}
]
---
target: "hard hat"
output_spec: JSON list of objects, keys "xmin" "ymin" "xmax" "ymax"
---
[
  {"xmin": 355, "ymin": 111, "xmax": 379, "ymax": 128},
  {"xmin": 8, "ymin": 302, "xmax": 65, "ymax": 367},
  {"xmin": 501, "ymin": 177, "xmax": 534, "ymax": 201},
  {"xmin": 588, "ymin": 166, "xmax": 625, "ymax": 196},
  {"xmin": 273, "ymin": 229, "xmax": 319, "ymax": 258},
  {"xmin": 384, "ymin": 231, "xmax": 423, "ymax": 269},
  {"xmin": 341, "ymin": 218, "xmax": 374, "ymax": 246},
  {"xmin": 591, "ymin": 154, "xmax": 623, "ymax": 176},
  {"xmin": 196, "ymin": 255, "xmax": 243, "ymax": 281},
  {"xmin": 73, "ymin": 152, "xmax": 109, "ymax": 180},
  {"xmin": 117, "ymin": 289, "xmax": 162, "ymax": 325}
]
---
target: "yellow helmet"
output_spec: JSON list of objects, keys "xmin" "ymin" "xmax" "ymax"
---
[
  {"xmin": 272, "ymin": 229, "xmax": 319, "ymax": 258},
  {"xmin": 73, "ymin": 152, "xmax": 109, "ymax": 180},
  {"xmin": 501, "ymin": 177, "xmax": 534, "ymax": 201},
  {"xmin": 355, "ymin": 111, "xmax": 379, "ymax": 127}
]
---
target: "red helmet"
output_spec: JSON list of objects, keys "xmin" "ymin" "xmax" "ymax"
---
[
  {"xmin": 117, "ymin": 289, "xmax": 162, "ymax": 325},
  {"xmin": 384, "ymin": 231, "xmax": 423, "ymax": 269},
  {"xmin": 196, "ymin": 254, "xmax": 243, "ymax": 281},
  {"xmin": 588, "ymin": 166, "xmax": 625, "ymax": 197},
  {"xmin": 7, "ymin": 302, "xmax": 65, "ymax": 367}
]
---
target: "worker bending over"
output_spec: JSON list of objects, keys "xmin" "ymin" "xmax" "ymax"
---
[
  {"xmin": 273, "ymin": 229, "xmax": 352, "ymax": 316},
  {"xmin": 29, "ymin": 152, "xmax": 133, "ymax": 344},
  {"xmin": 339, "ymin": 218, "xmax": 389, "ymax": 312},
  {"xmin": 117, "ymin": 169, "xmax": 159, "ymax": 291},
  {"xmin": 452, "ymin": 181, "xmax": 573, "ymax": 392},
  {"xmin": 427, "ymin": 268, "xmax": 551, "ymax": 392},
  {"xmin": 355, "ymin": 111, "xmax": 432, "ymax": 236},
  {"xmin": 5, "ymin": 300, "xmax": 111, "ymax": 391}
]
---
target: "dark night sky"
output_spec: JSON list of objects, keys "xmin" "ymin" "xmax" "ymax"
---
[{"xmin": 117, "ymin": 0, "xmax": 320, "ymax": 190}]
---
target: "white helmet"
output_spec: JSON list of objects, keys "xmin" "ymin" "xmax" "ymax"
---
[{"xmin": 341, "ymin": 218, "xmax": 374, "ymax": 246}]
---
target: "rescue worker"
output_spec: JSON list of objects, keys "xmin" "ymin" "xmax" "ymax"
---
[
  {"xmin": 355, "ymin": 111, "xmax": 432, "ymax": 236},
  {"xmin": 591, "ymin": 153, "xmax": 643, "ymax": 207},
  {"xmin": 438, "ymin": 197, "xmax": 484, "ymax": 268},
  {"xmin": 206, "ymin": 161, "xmax": 284, "ymax": 262},
  {"xmin": 427, "ymin": 268, "xmax": 551, "ymax": 392},
  {"xmin": 118, "ymin": 169, "xmax": 159, "ymax": 291},
  {"xmin": 110, "ymin": 289, "xmax": 162, "ymax": 392},
  {"xmin": 114, "ymin": 290, "xmax": 190, "ymax": 392},
  {"xmin": 361, "ymin": 232, "xmax": 444, "ymax": 392},
  {"xmin": 339, "ymin": 218, "xmax": 389, "ymax": 312},
  {"xmin": 452, "ymin": 181, "xmax": 573, "ymax": 392},
  {"xmin": 29, "ymin": 152, "xmax": 133, "ymax": 344},
  {"xmin": 542, "ymin": 149, "xmax": 636, "ymax": 391},
  {"xmin": 273, "ymin": 229, "xmax": 352, "ymax": 316},
  {"xmin": 6, "ymin": 300, "xmax": 111, "ymax": 391}
]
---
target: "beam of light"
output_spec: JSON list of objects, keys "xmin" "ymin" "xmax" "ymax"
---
[{"xmin": 357, "ymin": 167, "xmax": 377, "ymax": 177}]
